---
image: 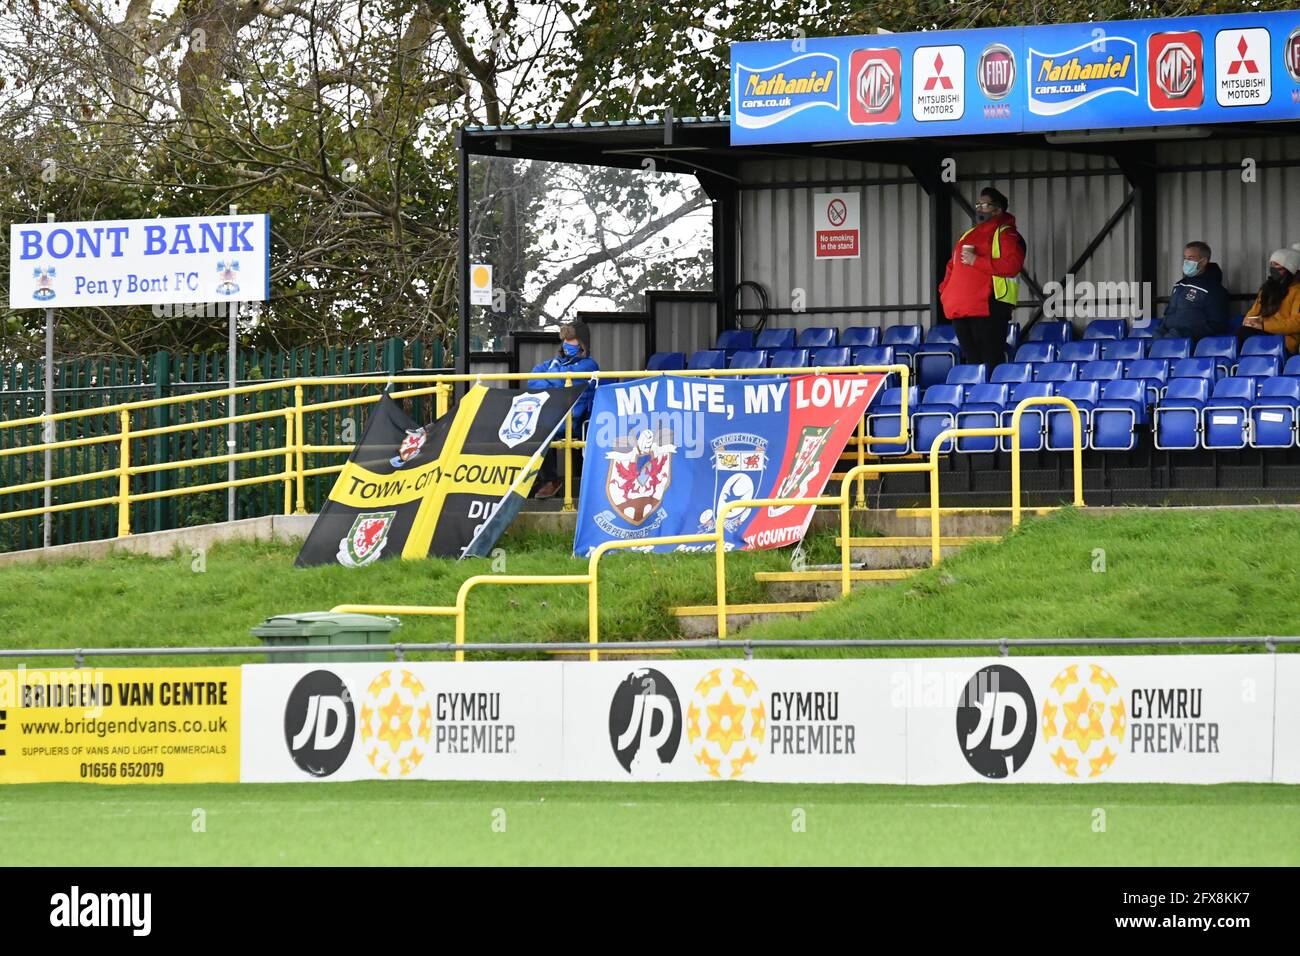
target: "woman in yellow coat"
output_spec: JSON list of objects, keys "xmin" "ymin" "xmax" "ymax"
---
[{"xmin": 1238, "ymin": 248, "xmax": 1300, "ymax": 354}]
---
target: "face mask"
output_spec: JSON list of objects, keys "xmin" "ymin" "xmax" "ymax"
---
[
  {"xmin": 1268, "ymin": 267, "xmax": 1288, "ymax": 283},
  {"xmin": 562, "ymin": 341, "xmax": 581, "ymax": 357},
  {"xmin": 1182, "ymin": 260, "xmax": 1200, "ymax": 278}
]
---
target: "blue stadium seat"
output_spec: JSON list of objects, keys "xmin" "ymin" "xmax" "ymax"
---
[
  {"xmin": 945, "ymin": 363, "xmax": 988, "ymax": 399},
  {"xmin": 1125, "ymin": 358, "xmax": 1169, "ymax": 406},
  {"xmin": 866, "ymin": 386, "xmax": 917, "ymax": 455},
  {"xmin": 1148, "ymin": 338, "xmax": 1192, "ymax": 362},
  {"xmin": 1014, "ymin": 342, "xmax": 1056, "ymax": 365},
  {"xmin": 991, "ymin": 362, "xmax": 1033, "ymax": 385},
  {"xmin": 810, "ymin": 346, "xmax": 851, "ymax": 368},
  {"xmin": 756, "ymin": 328, "xmax": 796, "ymax": 351},
  {"xmin": 1251, "ymin": 377, "xmax": 1300, "ymax": 449},
  {"xmin": 1170, "ymin": 357, "xmax": 1216, "ymax": 385},
  {"xmin": 1058, "ymin": 340, "xmax": 1102, "ymax": 364},
  {"xmin": 1084, "ymin": 319, "xmax": 1128, "ymax": 340},
  {"xmin": 882, "ymin": 324, "xmax": 922, "ymax": 368},
  {"xmin": 1154, "ymin": 378, "xmax": 1211, "ymax": 450},
  {"xmin": 1026, "ymin": 321, "xmax": 1072, "ymax": 344},
  {"xmin": 1128, "ymin": 323, "xmax": 1157, "ymax": 339},
  {"xmin": 956, "ymin": 384, "xmax": 1009, "ymax": 452},
  {"xmin": 916, "ymin": 325, "xmax": 963, "ymax": 389},
  {"xmin": 1235, "ymin": 355, "xmax": 1280, "ymax": 387},
  {"xmin": 797, "ymin": 326, "xmax": 837, "ymax": 349},
  {"xmin": 768, "ymin": 348, "xmax": 809, "ymax": 370},
  {"xmin": 1046, "ymin": 381, "xmax": 1099, "ymax": 450},
  {"xmin": 1240, "ymin": 335, "xmax": 1286, "ymax": 363},
  {"xmin": 1080, "ymin": 360, "xmax": 1124, "ymax": 382},
  {"xmin": 646, "ymin": 351, "xmax": 686, "ymax": 371},
  {"xmin": 912, "ymin": 384, "xmax": 964, "ymax": 454},
  {"xmin": 687, "ymin": 349, "xmax": 727, "ymax": 370},
  {"xmin": 727, "ymin": 349, "xmax": 768, "ymax": 370},
  {"xmin": 1193, "ymin": 336, "xmax": 1238, "ymax": 379},
  {"xmin": 1000, "ymin": 382, "xmax": 1054, "ymax": 452},
  {"xmin": 841, "ymin": 326, "xmax": 880, "ymax": 349},
  {"xmin": 1034, "ymin": 361, "xmax": 1078, "ymax": 385},
  {"xmin": 853, "ymin": 346, "xmax": 898, "ymax": 388},
  {"xmin": 715, "ymin": 329, "xmax": 755, "ymax": 353},
  {"xmin": 1203, "ymin": 377, "xmax": 1255, "ymax": 449},
  {"xmin": 1005, "ymin": 321, "xmax": 1022, "ymax": 363},
  {"xmin": 1286, "ymin": 355, "xmax": 1300, "ymax": 376},
  {"xmin": 1091, "ymin": 380, "xmax": 1148, "ymax": 451},
  {"xmin": 1102, "ymin": 338, "xmax": 1146, "ymax": 366}
]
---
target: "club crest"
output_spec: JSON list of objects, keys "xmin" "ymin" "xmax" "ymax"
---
[
  {"xmin": 337, "ymin": 511, "xmax": 397, "ymax": 567},
  {"xmin": 499, "ymin": 391, "xmax": 549, "ymax": 448},
  {"xmin": 32, "ymin": 266, "xmax": 56, "ymax": 302},
  {"xmin": 390, "ymin": 428, "xmax": 427, "ymax": 468},
  {"xmin": 768, "ymin": 425, "xmax": 832, "ymax": 517},
  {"xmin": 606, "ymin": 428, "xmax": 676, "ymax": 526},
  {"xmin": 215, "ymin": 259, "xmax": 240, "ymax": 296}
]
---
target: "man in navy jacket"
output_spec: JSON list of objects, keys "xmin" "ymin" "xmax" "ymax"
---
[
  {"xmin": 528, "ymin": 320, "xmax": 599, "ymax": 498},
  {"xmin": 1151, "ymin": 241, "xmax": 1230, "ymax": 342}
]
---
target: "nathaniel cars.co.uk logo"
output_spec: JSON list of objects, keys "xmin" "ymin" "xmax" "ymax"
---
[
  {"xmin": 733, "ymin": 52, "xmax": 839, "ymax": 129},
  {"xmin": 1027, "ymin": 35, "xmax": 1138, "ymax": 115}
]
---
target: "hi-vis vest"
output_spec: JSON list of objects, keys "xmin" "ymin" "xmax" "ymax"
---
[{"xmin": 959, "ymin": 224, "xmax": 1019, "ymax": 306}]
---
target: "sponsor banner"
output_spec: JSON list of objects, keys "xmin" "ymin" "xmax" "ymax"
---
[
  {"xmin": 0, "ymin": 667, "xmax": 239, "ymax": 784},
  {"xmin": 1274, "ymin": 655, "xmax": 1300, "ymax": 784},
  {"xmin": 730, "ymin": 11, "xmax": 1300, "ymax": 145},
  {"xmin": 573, "ymin": 373, "xmax": 884, "ymax": 556},
  {"xmin": 296, "ymin": 385, "xmax": 581, "ymax": 567},
  {"xmin": 813, "ymin": 192, "xmax": 860, "ymax": 259},
  {"xmin": 8, "ymin": 215, "xmax": 269, "ymax": 310},
  {"xmin": 568, "ymin": 661, "xmax": 906, "ymax": 783},
  {"xmin": 240, "ymin": 663, "xmax": 564, "ymax": 782},
  {"xmin": 902, "ymin": 656, "xmax": 1276, "ymax": 784}
]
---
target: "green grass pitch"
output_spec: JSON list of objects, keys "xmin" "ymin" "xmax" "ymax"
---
[{"xmin": 2, "ymin": 781, "xmax": 1296, "ymax": 866}]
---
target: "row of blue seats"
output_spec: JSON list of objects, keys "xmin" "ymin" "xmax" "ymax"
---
[
  {"xmin": 865, "ymin": 364, "xmax": 1300, "ymax": 455},
  {"xmin": 707, "ymin": 317, "xmax": 1159, "ymax": 358},
  {"xmin": 1013, "ymin": 335, "xmax": 1286, "ymax": 377},
  {"xmin": 649, "ymin": 346, "xmax": 903, "ymax": 373}
]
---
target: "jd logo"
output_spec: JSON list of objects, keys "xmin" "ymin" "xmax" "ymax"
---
[
  {"xmin": 956, "ymin": 664, "xmax": 1036, "ymax": 778},
  {"xmin": 609, "ymin": 668, "xmax": 681, "ymax": 776},
  {"xmin": 284, "ymin": 670, "xmax": 355, "ymax": 777}
]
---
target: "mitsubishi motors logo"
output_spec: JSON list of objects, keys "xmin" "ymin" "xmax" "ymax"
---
[
  {"xmin": 849, "ymin": 48, "xmax": 901, "ymax": 124},
  {"xmin": 1215, "ymin": 28, "xmax": 1271, "ymax": 106},
  {"xmin": 1148, "ymin": 31, "xmax": 1203, "ymax": 110},
  {"xmin": 912, "ymin": 44, "xmax": 964, "ymax": 122}
]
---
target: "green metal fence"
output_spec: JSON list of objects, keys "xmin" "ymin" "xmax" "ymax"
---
[{"xmin": 0, "ymin": 337, "xmax": 447, "ymax": 552}]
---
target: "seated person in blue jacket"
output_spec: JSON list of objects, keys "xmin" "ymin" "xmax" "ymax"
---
[
  {"xmin": 528, "ymin": 319, "xmax": 599, "ymax": 499},
  {"xmin": 1150, "ymin": 241, "xmax": 1230, "ymax": 342}
]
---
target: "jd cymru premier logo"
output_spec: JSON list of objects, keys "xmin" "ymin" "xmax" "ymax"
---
[
  {"xmin": 1028, "ymin": 35, "xmax": 1138, "ymax": 115},
  {"xmin": 688, "ymin": 668, "xmax": 766, "ymax": 779},
  {"xmin": 1041, "ymin": 663, "xmax": 1126, "ymax": 778},
  {"xmin": 284, "ymin": 670, "xmax": 355, "ymax": 777},
  {"xmin": 609, "ymin": 668, "xmax": 682, "ymax": 777},
  {"xmin": 358, "ymin": 668, "xmax": 432, "ymax": 777},
  {"xmin": 956, "ymin": 664, "xmax": 1036, "ymax": 779}
]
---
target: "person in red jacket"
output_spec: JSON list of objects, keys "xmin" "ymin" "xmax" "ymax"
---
[{"xmin": 939, "ymin": 187, "xmax": 1026, "ymax": 375}]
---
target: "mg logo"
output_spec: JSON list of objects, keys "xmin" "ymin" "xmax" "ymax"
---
[
  {"xmin": 848, "ymin": 48, "xmax": 901, "ymax": 124},
  {"xmin": 1156, "ymin": 42, "xmax": 1196, "ymax": 98},
  {"xmin": 1149, "ymin": 31, "xmax": 1204, "ymax": 111},
  {"xmin": 858, "ymin": 60, "xmax": 894, "ymax": 112}
]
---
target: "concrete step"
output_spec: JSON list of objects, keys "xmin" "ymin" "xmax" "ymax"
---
[
  {"xmin": 758, "ymin": 568, "xmax": 918, "ymax": 603},
  {"xmin": 846, "ymin": 507, "xmax": 1056, "ymax": 538},
  {"xmin": 835, "ymin": 535, "xmax": 999, "ymax": 568},
  {"xmin": 672, "ymin": 601, "xmax": 826, "ymax": 638}
]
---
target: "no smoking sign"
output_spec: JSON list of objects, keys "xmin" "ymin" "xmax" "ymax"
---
[{"xmin": 814, "ymin": 192, "xmax": 860, "ymax": 259}]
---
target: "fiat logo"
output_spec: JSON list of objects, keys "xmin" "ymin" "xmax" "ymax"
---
[{"xmin": 977, "ymin": 43, "xmax": 1015, "ymax": 100}]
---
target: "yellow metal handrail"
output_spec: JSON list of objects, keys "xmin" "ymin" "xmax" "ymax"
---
[{"xmin": 1, "ymin": 365, "xmax": 910, "ymax": 536}]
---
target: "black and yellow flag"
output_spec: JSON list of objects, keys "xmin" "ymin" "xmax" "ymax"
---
[{"xmin": 295, "ymin": 385, "xmax": 582, "ymax": 567}]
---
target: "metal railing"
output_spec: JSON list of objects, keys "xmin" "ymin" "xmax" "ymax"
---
[
  {"xmin": 334, "ymin": 396, "xmax": 1085, "ymax": 660},
  {"xmin": 0, "ymin": 635, "xmax": 1292, "ymax": 668},
  {"xmin": 0, "ymin": 364, "xmax": 912, "ymax": 533}
]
